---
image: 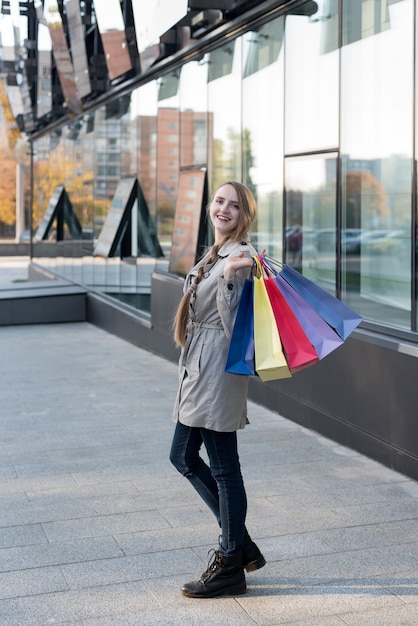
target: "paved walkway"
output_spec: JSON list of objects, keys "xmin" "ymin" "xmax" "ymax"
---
[
  {"xmin": 0, "ymin": 257, "xmax": 417, "ymax": 625},
  {"xmin": 0, "ymin": 256, "xmax": 30, "ymax": 286}
]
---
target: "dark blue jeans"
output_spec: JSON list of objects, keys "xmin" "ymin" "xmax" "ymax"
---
[{"xmin": 170, "ymin": 421, "xmax": 247, "ymax": 556}]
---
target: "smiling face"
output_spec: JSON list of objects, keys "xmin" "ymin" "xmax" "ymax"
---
[{"xmin": 209, "ymin": 184, "xmax": 241, "ymax": 243}]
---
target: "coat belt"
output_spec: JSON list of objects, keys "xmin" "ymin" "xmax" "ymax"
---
[{"xmin": 190, "ymin": 320, "xmax": 223, "ymax": 330}]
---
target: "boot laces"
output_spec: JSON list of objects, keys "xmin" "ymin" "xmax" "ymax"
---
[{"xmin": 199, "ymin": 549, "xmax": 223, "ymax": 583}]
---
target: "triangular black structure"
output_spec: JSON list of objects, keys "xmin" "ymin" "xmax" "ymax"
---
[
  {"xmin": 94, "ymin": 177, "xmax": 163, "ymax": 258},
  {"xmin": 33, "ymin": 185, "xmax": 82, "ymax": 242}
]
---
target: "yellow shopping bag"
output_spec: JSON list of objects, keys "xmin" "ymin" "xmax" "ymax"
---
[{"xmin": 253, "ymin": 257, "xmax": 291, "ymax": 382}]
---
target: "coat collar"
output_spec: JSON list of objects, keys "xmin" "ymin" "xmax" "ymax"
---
[{"xmin": 217, "ymin": 236, "xmax": 251, "ymax": 258}]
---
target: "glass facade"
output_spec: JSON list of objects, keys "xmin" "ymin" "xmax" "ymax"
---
[
  {"xmin": 285, "ymin": 155, "xmax": 338, "ymax": 292},
  {"xmin": 29, "ymin": 0, "xmax": 417, "ymax": 339},
  {"xmin": 243, "ymin": 17, "xmax": 284, "ymax": 260},
  {"xmin": 341, "ymin": 0, "xmax": 413, "ymax": 330}
]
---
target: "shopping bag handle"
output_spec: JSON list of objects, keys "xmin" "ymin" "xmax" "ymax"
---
[{"xmin": 253, "ymin": 253, "xmax": 278, "ymax": 278}]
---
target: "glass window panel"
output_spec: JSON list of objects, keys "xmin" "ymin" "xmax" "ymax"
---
[
  {"xmin": 207, "ymin": 39, "xmax": 242, "ymax": 193},
  {"xmin": 169, "ymin": 168, "xmax": 207, "ymax": 275},
  {"xmin": 127, "ymin": 83, "xmax": 162, "ymax": 306},
  {"xmin": 0, "ymin": 74, "xmax": 21, "ymax": 151},
  {"xmin": 32, "ymin": 131, "xmax": 72, "ymax": 277},
  {"xmin": 131, "ymin": 82, "xmax": 158, "ymax": 219},
  {"xmin": 244, "ymin": 19, "xmax": 283, "ymax": 78},
  {"xmin": 79, "ymin": 115, "xmax": 95, "ymax": 244},
  {"xmin": 343, "ymin": 0, "xmax": 404, "ymax": 45},
  {"xmin": 157, "ymin": 71, "xmax": 180, "ymax": 257},
  {"xmin": 285, "ymin": 155, "xmax": 338, "ymax": 293},
  {"xmin": 285, "ymin": 0, "xmax": 339, "ymax": 153},
  {"xmin": 131, "ymin": 0, "xmax": 188, "ymax": 53},
  {"xmin": 7, "ymin": 0, "xmax": 34, "ymax": 130},
  {"xmin": 158, "ymin": 71, "xmax": 180, "ymax": 101},
  {"xmin": 208, "ymin": 44, "xmax": 236, "ymax": 82},
  {"xmin": 179, "ymin": 59, "xmax": 208, "ymax": 169},
  {"xmin": 40, "ymin": 0, "xmax": 82, "ymax": 114},
  {"xmin": 64, "ymin": 0, "xmax": 91, "ymax": 98},
  {"xmin": 92, "ymin": 0, "xmax": 132, "ymax": 80},
  {"xmin": 242, "ymin": 18, "xmax": 284, "ymax": 260},
  {"xmin": 0, "ymin": 39, "xmax": 28, "ymax": 133},
  {"xmin": 416, "ymin": 0, "xmax": 418, "ymax": 331},
  {"xmin": 341, "ymin": 0, "xmax": 413, "ymax": 329},
  {"xmin": 36, "ymin": 25, "xmax": 52, "ymax": 118}
]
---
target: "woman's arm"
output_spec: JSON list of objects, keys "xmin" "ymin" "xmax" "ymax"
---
[{"xmin": 217, "ymin": 252, "xmax": 253, "ymax": 339}]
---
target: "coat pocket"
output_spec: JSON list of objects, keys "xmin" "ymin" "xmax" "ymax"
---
[{"xmin": 185, "ymin": 350, "xmax": 201, "ymax": 380}]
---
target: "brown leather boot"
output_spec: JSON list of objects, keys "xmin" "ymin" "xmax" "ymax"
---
[{"xmin": 181, "ymin": 549, "xmax": 246, "ymax": 598}]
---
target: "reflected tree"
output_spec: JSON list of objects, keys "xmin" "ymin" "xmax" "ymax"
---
[
  {"xmin": 344, "ymin": 171, "xmax": 388, "ymax": 229},
  {"xmin": 0, "ymin": 149, "xmax": 17, "ymax": 228}
]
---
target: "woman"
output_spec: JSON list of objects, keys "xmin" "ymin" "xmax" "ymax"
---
[{"xmin": 170, "ymin": 181, "xmax": 266, "ymax": 599}]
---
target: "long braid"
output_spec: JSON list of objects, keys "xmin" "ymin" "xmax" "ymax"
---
[{"xmin": 173, "ymin": 243, "xmax": 222, "ymax": 347}]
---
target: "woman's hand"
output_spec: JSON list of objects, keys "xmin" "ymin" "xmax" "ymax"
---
[{"xmin": 223, "ymin": 252, "xmax": 253, "ymax": 279}]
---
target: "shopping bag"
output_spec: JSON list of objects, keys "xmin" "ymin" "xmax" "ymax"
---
[
  {"xmin": 264, "ymin": 276, "xmax": 319, "ymax": 372},
  {"xmin": 280, "ymin": 264, "xmax": 363, "ymax": 340},
  {"xmin": 273, "ymin": 274, "xmax": 344, "ymax": 360},
  {"xmin": 253, "ymin": 260, "xmax": 291, "ymax": 382},
  {"xmin": 225, "ymin": 279, "xmax": 255, "ymax": 376}
]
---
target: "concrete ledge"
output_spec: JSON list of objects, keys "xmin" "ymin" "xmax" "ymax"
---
[
  {"xmin": 0, "ymin": 279, "xmax": 86, "ymax": 325},
  {"xmin": 86, "ymin": 291, "xmax": 152, "ymax": 350}
]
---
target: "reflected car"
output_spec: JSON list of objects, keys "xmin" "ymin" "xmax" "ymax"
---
[
  {"xmin": 341, "ymin": 228, "xmax": 363, "ymax": 255},
  {"xmin": 365, "ymin": 230, "xmax": 407, "ymax": 254},
  {"xmin": 19, "ymin": 230, "xmax": 31, "ymax": 242}
]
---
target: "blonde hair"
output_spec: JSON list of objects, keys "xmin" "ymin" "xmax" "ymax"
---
[{"xmin": 173, "ymin": 181, "xmax": 257, "ymax": 348}]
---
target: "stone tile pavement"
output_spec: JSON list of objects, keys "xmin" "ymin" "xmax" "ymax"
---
[{"xmin": 0, "ymin": 256, "xmax": 417, "ymax": 625}]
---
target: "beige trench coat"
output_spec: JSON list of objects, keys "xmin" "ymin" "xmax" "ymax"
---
[{"xmin": 172, "ymin": 239, "xmax": 253, "ymax": 432}]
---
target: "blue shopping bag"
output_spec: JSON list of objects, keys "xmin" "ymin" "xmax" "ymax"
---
[{"xmin": 225, "ymin": 279, "xmax": 255, "ymax": 376}]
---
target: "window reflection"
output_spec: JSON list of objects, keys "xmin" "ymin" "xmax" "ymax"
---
[
  {"xmin": 243, "ymin": 18, "xmax": 284, "ymax": 260},
  {"xmin": 416, "ymin": 0, "xmax": 418, "ymax": 332},
  {"xmin": 130, "ymin": 83, "xmax": 161, "ymax": 298},
  {"xmin": 207, "ymin": 40, "xmax": 242, "ymax": 192},
  {"xmin": 93, "ymin": 0, "xmax": 132, "ymax": 80},
  {"xmin": 285, "ymin": 155, "xmax": 337, "ymax": 294},
  {"xmin": 64, "ymin": 0, "xmax": 91, "ymax": 98},
  {"xmin": 179, "ymin": 60, "xmax": 208, "ymax": 169},
  {"xmin": 244, "ymin": 19, "xmax": 283, "ymax": 77},
  {"xmin": 131, "ymin": 82, "xmax": 158, "ymax": 222},
  {"xmin": 131, "ymin": 0, "xmax": 188, "ymax": 54},
  {"xmin": 157, "ymin": 71, "xmax": 180, "ymax": 250},
  {"xmin": 40, "ymin": 0, "xmax": 83, "ymax": 114},
  {"xmin": 36, "ymin": 23, "xmax": 52, "ymax": 118},
  {"xmin": 341, "ymin": 0, "xmax": 413, "ymax": 328},
  {"xmin": 169, "ymin": 168, "xmax": 207, "ymax": 276},
  {"xmin": 285, "ymin": 0, "xmax": 339, "ymax": 153},
  {"xmin": 7, "ymin": 0, "xmax": 35, "ymax": 130},
  {"xmin": 343, "ymin": 0, "xmax": 405, "ymax": 45}
]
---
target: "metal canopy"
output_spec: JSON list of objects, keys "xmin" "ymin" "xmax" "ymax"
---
[{"xmin": 0, "ymin": 0, "xmax": 318, "ymax": 134}]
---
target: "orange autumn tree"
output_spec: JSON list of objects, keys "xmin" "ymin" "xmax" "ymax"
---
[
  {"xmin": 33, "ymin": 146, "xmax": 99, "ymax": 232},
  {"xmin": 32, "ymin": 147, "xmax": 68, "ymax": 228},
  {"xmin": 0, "ymin": 149, "xmax": 17, "ymax": 226}
]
